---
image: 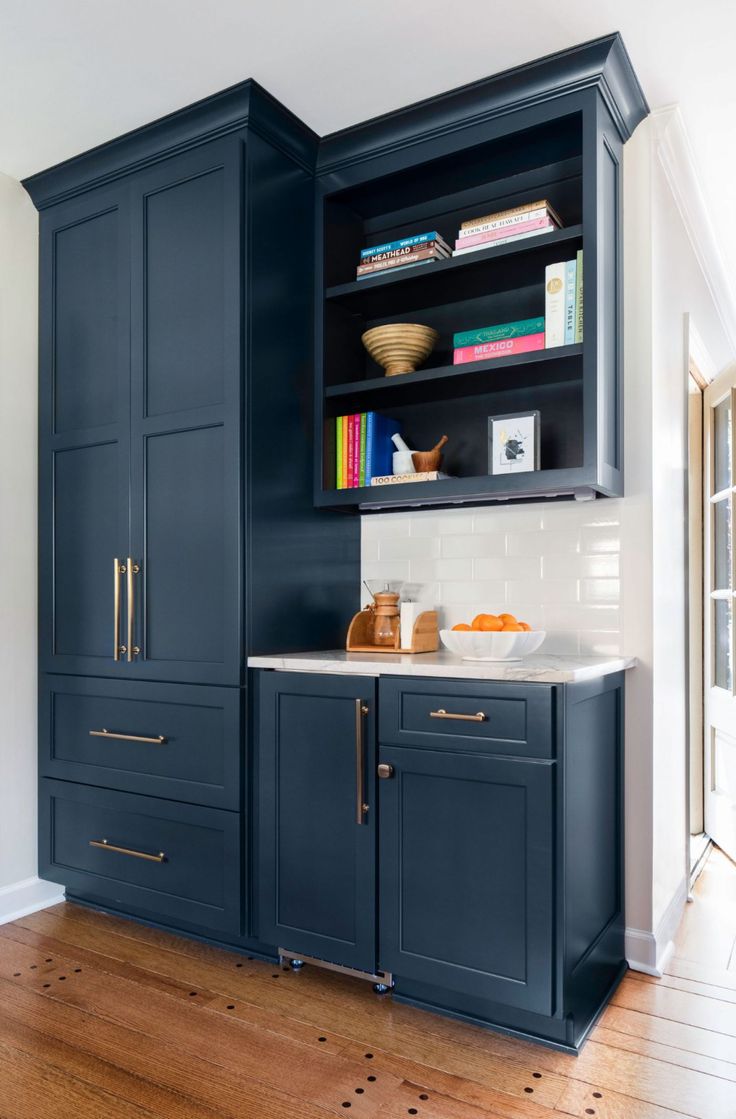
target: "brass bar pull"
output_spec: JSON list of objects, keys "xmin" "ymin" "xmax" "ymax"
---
[
  {"xmin": 89, "ymin": 729, "xmax": 166, "ymax": 745},
  {"xmin": 430, "ymin": 708, "xmax": 487, "ymax": 723},
  {"xmin": 89, "ymin": 838, "xmax": 166, "ymax": 863},
  {"xmin": 355, "ymin": 700, "xmax": 369, "ymax": 825},
  {"xmin": 126, "ymin": 557, "xmax": 141, "ymax": 662},
  {"xmin": 113, "ymin": 558, "xmax": 127, "ymax": 661}
]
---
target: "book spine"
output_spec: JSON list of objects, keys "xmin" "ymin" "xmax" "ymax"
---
[
  {"xmin": 544, "ymin": 262, "xmax": 566, "ymax": 348},
  {"xmin": 564, "ymin": 259, "xmax": 576, "ymax": 345},
  {"xmin": 356, "ymin": 246, "xmax": 448, "ymax": 275},
  {"xmin": 461, "ymin": 199, "xmax": 561, "ymax": 230},
  {"xmin": 356, "ymin": 258, "xmax": 437, "ymax": 280},
  {"xmin": 336, "ymin": 415, "xmax": 343, "ymax": 489},
  {"xmin": 341, "ymin": 417, "xmax": 349, "ymax": 488},
  {"xmin": 574, "ymin": 249, "xmax": 584, "ymax": 344},
  {"xmin": 457, "ymin": 206, "xmax": 550, "ymax": 239},
  {"xmin": 359, "ymin": 413, "xmax": 367, "ymax": 487},
  {"xmin": 360, "ymin": 231, "xmax": 449, "ymax": 259},
  {"xmin": 455, "ymin": 216, "xmax": 552, "ymax": 249},
  {"xmin": 452, "ymin": 226, "xmax": 555, "ymax": 255},
  {"xmin": 346, "ymin": 416, "xmax": 355, "ymax": 488},
  {"xmin": 370, "ymin": 471, "xmax": 443, "ymax": 486},
  {"xmin": 365, "ymin": 412, "xmax": 375, "ymax": 484},
  {"xmin": 453, "ymin": 333, "xmax": 545, "ymax": 364},
  {"xmin": 352, "ymin": 415, "xmax": 361, "ymax": 488},
  {"xmin": 453, "ymin": 317, "xmax": 545, "ymax": 348}
]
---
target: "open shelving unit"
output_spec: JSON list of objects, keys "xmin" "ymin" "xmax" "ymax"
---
[{"xmin": 313, "ymin": 37, "xmax": 648, "ymax": 511}]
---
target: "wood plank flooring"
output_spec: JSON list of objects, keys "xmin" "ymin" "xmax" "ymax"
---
[{"xmin": 0, "ymin": 848, "xmax": 734, "ymax": 1119}]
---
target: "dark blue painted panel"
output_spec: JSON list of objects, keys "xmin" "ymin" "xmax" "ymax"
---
[
  {"xmin": 257, "ymin": 671, "xmax": 377, "ymax": 971},
  {"xmin": 379, "ymin": 745, "xmax": 555, "ymax": 1014}
]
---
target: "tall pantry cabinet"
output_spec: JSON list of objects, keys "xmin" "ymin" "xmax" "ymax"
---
[{"xmin": 25, "ymin": 83, "xmax": 359, "ymax": 941}]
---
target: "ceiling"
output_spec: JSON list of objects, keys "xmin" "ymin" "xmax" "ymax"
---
[{"xmin": 3, "ymin": 0, "xmax": 735, "ymax": 284}]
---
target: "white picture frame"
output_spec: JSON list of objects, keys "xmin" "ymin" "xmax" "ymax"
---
[{"xmin": 488, "ymin": 411, "xmax": 540, "ymax": 475}]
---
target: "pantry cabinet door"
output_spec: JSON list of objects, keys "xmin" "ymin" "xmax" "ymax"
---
[
  {"xmin": 127, "ymin": 139, "xmax": 243, "ymax": 684},
  {"xmin": 39, "ymin": 185, "xmax": 131, "ymax": 676}
]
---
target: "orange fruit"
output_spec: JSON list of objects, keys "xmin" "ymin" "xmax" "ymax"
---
[
  {"xmin": 451, "ymin": 623, "xmax": 471, "ymax": 631},
  {"xmin": 471, "ymin": 613, "xmax": 490, "ymax": 630},
  {"xmin": 502, "ymin": 623, "xmax": 524, "ymax": 632},
  {"xmin": 518, "ymin": 621, "xmax": 531, "ymax": 631},
  {"xmin": 478, "ymin": 614, "xmax": 503, "ymax": 631},
  {"xmin": 498, "ymin": 612, "xmax": 517, "ymax": 625}
]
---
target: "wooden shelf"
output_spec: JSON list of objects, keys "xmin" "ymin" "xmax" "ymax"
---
[
  {"xmin": 325, "ymin": 344, "xmax": 583, "ymax": 400},
  {"xmin": 325, "ymin": 225, "xmax": 583, "ymax": 308}
]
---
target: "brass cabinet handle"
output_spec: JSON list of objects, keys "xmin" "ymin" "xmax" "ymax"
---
[
  {"xmin": 89, "ymin": 728, "xmax": 166, "ymax": 745},
  {"xmin": 377, "ymin": 763, "xmax": 394, "ymax": 779},
  {"xmin": 89, "ymin": 838, "xmax": 166, "ymax": 863},
  {"xmin": 355, "ymin": 700, "xmax": 370, "ymax": 825},
  {"xmin": 430, "ymin": 708, "xmax": 487, "ymax": 723},
  {"xmin": 113, "ymin": 558, "xmax": 127, "ymax": 660},
  {"xmin": 126, "ymin": 557, "xmax": 141, "ymax": 662}
]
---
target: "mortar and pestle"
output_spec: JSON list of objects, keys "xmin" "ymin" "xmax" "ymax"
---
[{"xmin": 412, "ymin": 434, "xmax": 448, "ymax": 473}]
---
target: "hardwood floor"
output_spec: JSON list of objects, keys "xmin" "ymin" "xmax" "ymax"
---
[{"xmin": 0, "ymin": 849, "xmax": 734, "ymax": 1119}]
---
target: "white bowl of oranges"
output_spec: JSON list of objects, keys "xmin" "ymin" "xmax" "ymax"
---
[{"xmin": 440, "ymin": 613, "xmax": 545, "ymax": 662}]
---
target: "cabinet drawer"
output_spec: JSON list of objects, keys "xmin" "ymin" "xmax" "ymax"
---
[
  {"xmin": 40, "ymin": 780, "xmax": 241, "ymax": 935},
  {"xmin": 379, "ymin": 677, "xmax": 554, "ymax": 758},
  {"xmin": 40, "ymin": 676, "xmax": 241, "ymax": 809}
]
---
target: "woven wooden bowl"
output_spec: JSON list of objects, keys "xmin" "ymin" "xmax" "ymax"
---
[{"xmin": 361, "ymin": 323, "xmax": 439, "ymax": 377}]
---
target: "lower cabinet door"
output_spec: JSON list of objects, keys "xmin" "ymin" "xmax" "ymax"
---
[
  {"xmin": 257, "ymin": 672, "xmax": 377, "ymax": 972},
  {"xmin": 41, "ymin": 779, "xmax": 241, "ymax": 935},
  {"xmin": 379, "ymin": 747, "xmax": 555, "ymax": 1014}
]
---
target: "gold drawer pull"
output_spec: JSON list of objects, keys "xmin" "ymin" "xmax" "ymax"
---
[
  {"xmin": 430, "ymin": 708, "xmax": 487, "ymax": 723},
  {"xmin": 89, "ymin": 729, "xmax": 166, "ymax": 745},
  {"xmin": 89, "ymin": 838, "xmax": 166, "ymax": 863}
]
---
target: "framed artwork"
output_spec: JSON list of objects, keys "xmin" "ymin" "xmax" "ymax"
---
[{"xmin": 488, "ymin": 411, "xmax": 540, "ymax": 475}]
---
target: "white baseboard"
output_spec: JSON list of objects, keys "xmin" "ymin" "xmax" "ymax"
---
[
  {"xmin": 0, "ymin": 876, "xmax": 65, "ymax": 925},
  {"xmin": 626, "ymin": 876, "xmax": 688, "ymax": 976}
]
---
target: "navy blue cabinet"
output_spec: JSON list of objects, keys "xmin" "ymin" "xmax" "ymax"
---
[
  {"xmin": 255, "ymin": 668, "xmax": 624, "ymax": 1052},
  {"xmin": 379, "ymin": 746, "xmax": 555, "ymax": 1013},
  {"xmin": 257, "ymin": 672, "xmax": 377, "ymax": 972},
  {"xmin": 28, "ymin": 82, "xmax": 359, "ymax": 941}
]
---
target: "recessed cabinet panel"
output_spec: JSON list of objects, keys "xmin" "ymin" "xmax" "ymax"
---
[
  {"xmin": 144, "ymin": 168, "xmax": 226, "ymax": 416},
  {"xmin": 143, "ymin": 425, "xmax": 226, "ymax": 666},
  {"xmin": 53, "ymin": 208, "xmax": 120, "ymax": 433},
  {"xmin": 257, "ymin": 672, "xmax": 377, "ymax": 971},
  {"xmin": 53, "ymin": 442, "xmax": 123, "ymax": 659},
  {"xmin": 380, "ymin": 746, "xmax": 555, "ymax": 1013}
]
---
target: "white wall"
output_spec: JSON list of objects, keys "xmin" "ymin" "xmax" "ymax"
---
[
  {"xmin": 0, "ymin": 172, "xmax": 63, "ymax": 921},
  {"xmin": 361, "ymin": 109, "xmax": 736, "ymax": 973}
]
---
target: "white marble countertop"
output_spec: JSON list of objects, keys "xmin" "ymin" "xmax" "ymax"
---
[{"xmin": 247, "ymin": 650, "xmax": 636, "ymax": 684}]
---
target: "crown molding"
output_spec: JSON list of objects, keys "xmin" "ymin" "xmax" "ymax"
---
[
  {"xmin": 652, "ymin": 105, "xmax": 736, "ymax": 355},
  {"xmin": 317, "ymin": 33, "xmax": 648, "ymax": 176},
  {"xmin": 22, "ymin": 79, "xmax": 319, "ymax": 210}
]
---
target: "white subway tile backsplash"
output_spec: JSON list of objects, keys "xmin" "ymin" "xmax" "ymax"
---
[
  {"xmin": 361, "ymin": 501, "xmax": 623, "ymax": 654},
  {"xmin": 441, "ymin": 533, "xmax": 506, "ymax": 559}
]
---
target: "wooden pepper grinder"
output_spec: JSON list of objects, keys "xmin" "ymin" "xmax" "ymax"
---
[{"xmin": 373, "ymin": 590, "xmax": 401, "ymax": 646}]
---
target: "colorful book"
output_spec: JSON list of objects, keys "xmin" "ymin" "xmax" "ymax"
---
[
  {"xmin": 574, "ymin": 249, "xmax": 584, "ymax": 344},
  {"xmin": 336, "ymin": 417, "xmax": 343, "ymax": 489},
  {"xmin": 356, "ymin": 246, "xmax": 448, "ymax": 275},
  {"xmin": 453, "ymin": 334, "xmax": 545, "ymax": 364},
  {"xmin": 460, "ymin": 199, "xmax": 562, "ymax": 230},
  {"xmin": 370, "ymin": 470, "xmax": 448, "ymax": 486},
  {"xmin": 351, "ymin": 415, "xmax": 361, "ymax": 488},
  {"xmin": 359, "ymin": 413, "xmax": 367, "ymax": 487},
  {"xmin": 544, "ymin": 261, "xmax": 566, "ymax": 348},
  {"xmin": 453, "ymin": 317, "xmax": 545, "ymax": 348},
  {"xmin": 360, "ymin": 231, "xmax": 451, "ymax": 259},
  {"xmin": 454, "ymin": 217, "xmax": 554, "ymax": 250},
  {"xmin": 346, "ymin": 416, "xmax": 355, "ymax": 487},
  {"xmin": 564, "ymin": 258, "xmax": 577, "ymax": 345},
  {"xmin": 457, "ymin": 205, "xmax": 554, "ymax": 239},
  {"xmin": 360, "ymin": 241, "xmax": 450, "ymax": 266},
  {"xmin": 356, "ymin": 258, "xmax": 439, "ymax": 281},
  {"xmin": 452, "ymin": 226, "xmax": 555, "ymax": 255},
  {"xmin": 365, "ymin": 413, "xmax": 400, "ymax": 483}
]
